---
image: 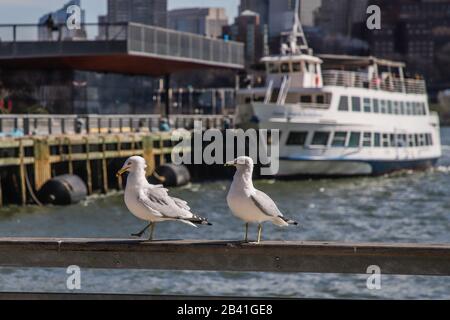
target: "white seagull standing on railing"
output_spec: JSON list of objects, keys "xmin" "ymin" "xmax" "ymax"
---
[
  {"xmin": 116, "ymin": 156, "xmax": 211, "ymax": 240},
  {"xmin": 225, "ymin": 156, "xmax": 298, "ymax": 243}
]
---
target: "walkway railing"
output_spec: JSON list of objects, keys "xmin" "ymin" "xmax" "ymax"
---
[
  {"xmin": 0, "ymin": 114, "xmax": 234, "ymax": 136},
  {"xmin": 0, "ymin": 22, "xmax": 244, "ymax": 68}
]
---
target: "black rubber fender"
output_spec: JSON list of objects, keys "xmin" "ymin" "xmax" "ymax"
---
[{"xmin": 37, "ymin": 175, "xmax": 87, "ymax": 205}]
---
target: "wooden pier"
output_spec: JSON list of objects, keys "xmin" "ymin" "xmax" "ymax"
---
[
  {"xmin": 0, "ymin": 132, "xmax": 184, "ymax": 205},
  {"xmin": 0, "ymin": 238, "xmax": 449, "ymax": 276}
]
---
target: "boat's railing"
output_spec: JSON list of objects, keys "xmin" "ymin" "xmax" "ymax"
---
[
  {"xmin": 298, "ymin": 103, "xmax": 330, "ymax": 110},
  {"xmin": 322, "ymin": 70, "xmax": 427, "ymax": 94}
]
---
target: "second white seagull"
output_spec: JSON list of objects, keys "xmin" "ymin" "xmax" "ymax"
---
[
  {"xmin": 225, "ymin": 156, "xmax": 298, "ymax": 243},
  {"xmin": 116, "ymin": 156, "xmax": 211, "ymax": 240}
]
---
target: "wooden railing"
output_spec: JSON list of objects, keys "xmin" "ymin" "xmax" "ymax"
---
[
  {"xmin": 0, "ymin": 238, "xmax": 448, "ymax": 276},
  {"xmin": 0, "ymin": 114, "xmax": 233, "ymax": 136}
]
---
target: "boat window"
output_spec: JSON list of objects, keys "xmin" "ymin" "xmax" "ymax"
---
[
  {"xmin": 316, "ymin": 95, "xmax": 325, "ymax": 104},
  {"xmin": 419, "ymin": 134, "xmax": 426, "ymax": 146},
  {"xmin": 338, "ymin": 96, "xmax": 349, "ymax": 111},
  {"xmin": 426, "ymin": 133, "xmax": 433, "ymax": 146},
  {"xmin": 286, "ymin": 132, "xmax": 308, "ymax": 146},
  {"xmin": 373, "ymin": 99, "xmax": 380, "ymax": 113},
  {"xmin": 292, "ymin": 62, "xmax": 302, "ymax": 72},
  {"xmin": 268, "ymin": 63, "xmax": 279, "ymax": 74},
  {"xmin": 352, "ymin": 97, "xmax": 361, "ymax": 112},
  {"xmin": 332, "ymin": 132, "xmax": 347, "ymax": 147},
  {"xmin": 408, "ymin": 134, "xmax": 415, "ymax": 147},
  {"xmin": 374, "ymin": 133, "xmax": 381, "ymax": 147},
  {"xmin": 421, "ymin": 103, "xmax": 427, "ymax": 115},
  {"xmin": 348, "ymin": 132, "xmax": 361, "ymax": 148},
  {"xmin": 412, "ymin": 103, "xmax": 416, "ymax": 115},
  {"xmin": 380, "ymin": 100, "xmax": 387, "ymax": 114},
  {"xmin": 399, "ymin": 102, "xmax": 406, "ymax": 115},
  {"xmin": 401, "ymin": 134, "xmax": 407, "ymax": 147},
  {"xmin": 253, "ymin": 95, "xmax": 265, "ymax": 102},
  {"xmin": 382, "ymin": 134, "xmax": 390, "ymax": 147},
  {"xmin": 415, "ymin": 134, "xmax": 420, "ymax": 147},
  {"xmin": 417, "ymin": 103, "xmax": 422, "ymax": 115},
  {"xmin": 311, "ymin": 132, "xmax": 330, "ymax": 146},
  {"xmin": 281, "ymin": 63, "xmax": 290, "ymax": 73},
  {"xmin": 414, "ymin": 102, "xmax": 421, "ymax": 115},
  {"xmin": 387, "ymin": 101, "xmax": 393, "ymax": 114},
  {"xmin": 300, "ymin": 95, "xmax": 312, "ymax": 103},
  {"xmin": 423, "ymin": 103, "xmax": 428, "ymax": 115},
  {"xmin": 390, "ymin": 134, "xmax": 396, "ymax": 147},
  {"xmin": 393, "ymin": 101, "xmax": 399, "ymax": 115},
  {"xmin": 396, "ymin": 134, "xmax": 406, "ymax": 147},
  {"xmin": 406, "ymin": 102, "xmax": 412, "ymax": 115},
  {"xmin": 363, "ymin": 133, "xmax": 372, "ymax": 147},
  {"xmin": 363, "ymin": 98, "xmax": 371, "ymax": 113}
]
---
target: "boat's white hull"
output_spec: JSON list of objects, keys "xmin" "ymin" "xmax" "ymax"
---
[
  {"xmin": 235, "ymin": 93, "xmax": 442, "ymax": 177},
  {"xmin": 275, "ymin": 158, "xmax": 439, "ymax": 177}
]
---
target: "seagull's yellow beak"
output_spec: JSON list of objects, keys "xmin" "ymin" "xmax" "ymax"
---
[
  {"xmin": 116, "ymin": 166, "xmax": 130, "ymax": 178},
  {"xmin": 224, "ymin": 161, "xmax": 236, "ymax": 167}
]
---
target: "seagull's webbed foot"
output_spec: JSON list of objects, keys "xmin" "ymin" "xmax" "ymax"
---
[{"xmin": 132, "ymin": 223, "xmax": 152, "ymax": 238}]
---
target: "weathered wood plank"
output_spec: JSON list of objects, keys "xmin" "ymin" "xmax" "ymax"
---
[
  {"xmin": 0, "ymin": 238, "xmax": 449, "ymax": 276},
  {"xmin": 0, "ymin": 292, "xmax": 261, "ymax": 300},
  {"xmin": 0, "ymin": 157, "xmax": 34, "ymax": 166}
]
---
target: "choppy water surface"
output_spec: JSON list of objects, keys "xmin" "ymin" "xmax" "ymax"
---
[{"xmin": 0, "ymin": 129, "xmax": 450, "ymax": 299}]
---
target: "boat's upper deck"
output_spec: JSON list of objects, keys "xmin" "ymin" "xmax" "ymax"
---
[
  {"xmin": 319, "ymin": 54, "xmax": 426, "ymax": 95},
  {"xmin": 260, "ymin": 53, "xmax": 427, "ymax": 96}
]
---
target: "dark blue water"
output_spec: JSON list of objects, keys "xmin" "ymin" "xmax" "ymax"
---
[{"xmin": 0, "ymin": 128, "xmax": 449, "ymax": 299}]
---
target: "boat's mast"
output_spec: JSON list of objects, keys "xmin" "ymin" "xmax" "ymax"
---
[{"xmin": 285, "ymin": 0, "xmax": 312, "ymax": 55}]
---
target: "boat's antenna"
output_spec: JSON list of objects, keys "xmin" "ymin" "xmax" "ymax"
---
[{"xmin": 282, "ymin": 0, "xmax": 312, "ymax": 55}]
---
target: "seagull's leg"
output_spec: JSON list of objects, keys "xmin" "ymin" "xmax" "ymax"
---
[
  {"xmin": 132, "ymin": 223, "xmax": 152, "ymax": 238},
  {"xmin": 244, "ymin": 223, "xmax": 249, "ymax": 242},
  {"xmin": 148, "ymin": 223, "xmax": 156, "ymax": 241},
  {"xmin": 257, "ymin": 224, "xmax": 263, "ymax": 244}
]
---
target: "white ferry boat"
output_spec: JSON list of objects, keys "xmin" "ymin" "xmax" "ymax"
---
[{"xmin": 235, "ymin": 3, "xmax": 442, "ymax": 177}]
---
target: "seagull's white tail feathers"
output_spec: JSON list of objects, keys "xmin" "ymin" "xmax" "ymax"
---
[
  {"xmin": 273, "ymin": 216, "xmax": 299, "ymax": 227},
  {"xmin": 176, "ymin": 212, "xmax": 212, "ymax": 228},
  {"xmin": 178, "ymin": 219, "xmax": 198, "ymax": 228},
  {"xmin": 272, "ymin": 217, "xmax": 289, "ymax": 227}
]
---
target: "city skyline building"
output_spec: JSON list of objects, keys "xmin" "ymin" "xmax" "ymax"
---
[
  {"xmin": 367, "ymin": 0, "xmax": 450, "ymax": 96},
  {"xmin": 168, "ymin": 7, "xmax": 228, "ymax": 38},
  {"xmin": 106, "ymin": 0, "xmax": 167, "ymax": 27},
  {"xmin": 231, "ymin": 10, "xmax": 265, "ymax": 66},
  {"xmin": 316, "ymin": 0, "xmax": 368, "ymax": 37}
]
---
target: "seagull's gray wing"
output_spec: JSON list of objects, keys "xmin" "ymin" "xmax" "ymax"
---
[
  {"xmin": 172, "ymin": 197, "xmax": 191, "ymax": 211},
  {"xmin": 151, "ymin": 185, "xmax": 191, "ymax": 211},
  {"xmin": 138, "ymin": 186, "xmax": 192, "ymax": 220},
  {"xmin": 250, "ymin": 189, "xmax": 284, "ymax": 218}
]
